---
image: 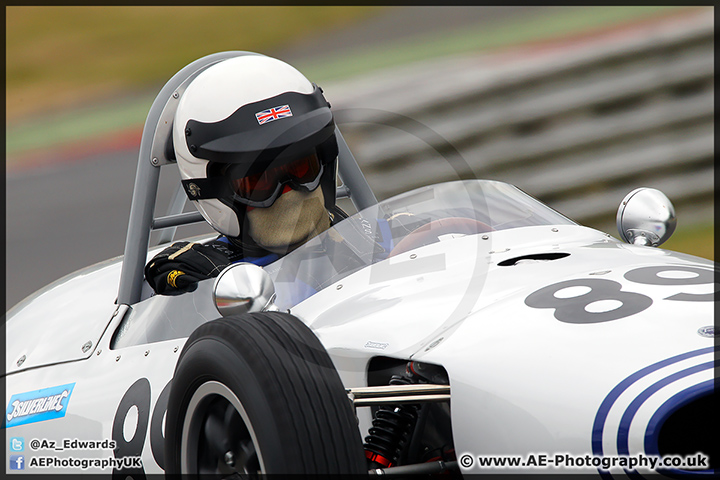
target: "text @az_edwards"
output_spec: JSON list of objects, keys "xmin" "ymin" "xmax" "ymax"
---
[{"xmin": 29, "ymin": 438, "xmax": 116, "ymax": 451}]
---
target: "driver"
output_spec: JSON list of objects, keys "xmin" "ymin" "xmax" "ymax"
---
[{"xmin": 145, "ymin": 54, "xmax": 346, "ymax": 295}]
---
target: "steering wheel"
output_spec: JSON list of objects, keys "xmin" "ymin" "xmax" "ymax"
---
[{"xmin": 388, "ymin": 217, "xmax": 493, "ymax": 257}]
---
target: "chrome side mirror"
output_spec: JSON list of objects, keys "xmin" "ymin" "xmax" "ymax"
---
[
  {"xmin": 616, "ymin": 188, "xmax": 676, "ymax": 247},
  {"xmin": 213, "ymin": 263, "xmax": 278, "ymax": 316}
]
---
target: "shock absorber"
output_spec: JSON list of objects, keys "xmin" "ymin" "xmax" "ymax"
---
[{"xmin": 363, "ymin": 371, "xmax": 420, "ymax": 468}]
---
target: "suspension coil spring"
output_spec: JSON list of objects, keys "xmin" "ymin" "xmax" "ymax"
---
[{"xmin": 363, "ymin": 375, "xmax": 419, "ymax": 468}]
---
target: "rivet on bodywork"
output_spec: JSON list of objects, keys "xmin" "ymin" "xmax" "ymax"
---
[
  {"xmin": 410, "ymin": 254, "xmax": 417, "ymax": 259},
  {"xmin": 551, "ymin": 228, "xmax": 559, "ymax": 232},
  {"xmin": 482, "ymin": 235, "xmax": 489, "ymax": 240},
  {"xmin": 96, "ymin": 349, "xmax": 102, "ymax": 356},
  {"xmin": 336, "ymin": 284, "xmax": 343, "ymax": 290},
  {"xmin": 16, "ymin": 355, "xmax": 26, "ymax": 367},
  {"xmin": 173, "ymin": 346, "xmax": 179, "ymax": 353},
  {"xmin": 144, "ymin": 350, "xmax": 150, "ymax": 357},
  {"xmin": 116, "ymin": 355, "xmax": 121, "ymax": 362}
]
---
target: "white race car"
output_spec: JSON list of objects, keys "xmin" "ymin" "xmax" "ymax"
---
[{"xmin": 5, "ymin": 52, "xmax": 716, "ymax": 478}]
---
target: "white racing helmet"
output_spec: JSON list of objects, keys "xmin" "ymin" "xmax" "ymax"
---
[{"xmin": 173, "ymin": 54, "xmax": 338, "ymax": 246}]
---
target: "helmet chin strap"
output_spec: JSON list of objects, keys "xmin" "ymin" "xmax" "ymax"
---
[{"xmin": 245, "ymin": 187, "xmax": 330, "ymax": 254}]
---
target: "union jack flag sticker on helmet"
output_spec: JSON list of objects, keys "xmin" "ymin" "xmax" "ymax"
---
[{"xmin": 255, "ymin": 105, "xmax": 293, "ymax": 125}]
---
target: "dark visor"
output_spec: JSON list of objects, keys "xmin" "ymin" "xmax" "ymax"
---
[{"xmin": 226, "ymin": 152, "xmax": 324, "ymax": 207}]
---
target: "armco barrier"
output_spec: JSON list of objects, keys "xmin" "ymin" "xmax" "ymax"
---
[{"xmin": 327, "ymin": 10, "xmax": 713, "ymax": 231}]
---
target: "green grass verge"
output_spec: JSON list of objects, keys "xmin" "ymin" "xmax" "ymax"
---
[
  {"xmin": 662, "ymin": 222, "xmax": 714, "ymax": 261},
  {"xmin": 5, "ymin": 96, "xmax": 153, "ymax": 155},
  {"xmin": 7, "ymin": 6, "xmax": 383, "ymax": 121}
]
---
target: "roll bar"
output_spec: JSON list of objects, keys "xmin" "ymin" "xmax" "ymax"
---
[{"xmin": 117, "ymin": 51, "xmax": 377, "ymax": 305}]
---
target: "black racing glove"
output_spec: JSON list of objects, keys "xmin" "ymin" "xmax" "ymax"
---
[{"xmin": 144, "ymin": 241, "xmax": 231, "ymax": 295}]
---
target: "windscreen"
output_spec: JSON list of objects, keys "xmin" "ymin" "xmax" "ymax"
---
[{"xmin": 264, "ymin": 180, "xmax": 575, "ymax": 310}]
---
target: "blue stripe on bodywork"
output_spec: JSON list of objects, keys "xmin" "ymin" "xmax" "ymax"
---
[
  {"xmin": 591, "ymin": 346, "xmax": 714, "ymax": 457},
  {"xmin": 616, "ymin": 361, "xmax": 716, "ymax": 455}
]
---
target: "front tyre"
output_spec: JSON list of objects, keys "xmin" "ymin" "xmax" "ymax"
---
[{"xmin": 164, "ymin": 311, "xmax": 366, "ymax": 476}]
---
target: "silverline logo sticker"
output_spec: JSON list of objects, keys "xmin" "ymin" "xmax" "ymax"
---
[{"xmin": 4, "ymin": 383, "xmax": 76, "ymax": 428}]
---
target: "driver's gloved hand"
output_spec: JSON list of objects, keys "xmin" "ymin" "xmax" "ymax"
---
[{"xmin": 144, "ymin": 241, "xmax": 231, "ymax": 295}]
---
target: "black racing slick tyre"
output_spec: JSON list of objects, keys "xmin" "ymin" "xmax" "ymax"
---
[{"xmin": 164, "ymin": 311, "xmax": 366, "ymax": 476}]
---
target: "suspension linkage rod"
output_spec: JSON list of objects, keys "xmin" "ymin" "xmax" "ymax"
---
[
  {"xmin": 369, "ymin": 460, "xmax": 459, "ymax": 476},
  {"xmin": 346, "ymin": 384, "xmax": 450, "ymax": 406}
]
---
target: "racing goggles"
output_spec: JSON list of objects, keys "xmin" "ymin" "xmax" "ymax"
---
[{"xmin": 228, "ymin": 152, "xmax": 324, "ymax": 208}]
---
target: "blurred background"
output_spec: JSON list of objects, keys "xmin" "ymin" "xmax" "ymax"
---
[{"xmin": 6, "ymin": 6, "xmax": 714, "ymax": 310}]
